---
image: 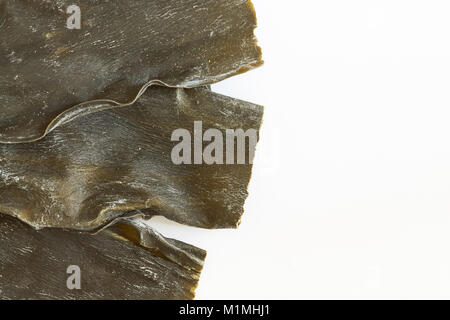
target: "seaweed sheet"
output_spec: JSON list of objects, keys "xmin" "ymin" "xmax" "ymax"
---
[
  {"xmin": 0, "ymin": 213, "xmax": 206, "ymax": 299},
  {"xmin": 0, "ymin": 0, "xmax": 262, "ymax": 143},
  {"xmin": 0, "ymin": 87, "xmax": 264, "ymax": 231}
]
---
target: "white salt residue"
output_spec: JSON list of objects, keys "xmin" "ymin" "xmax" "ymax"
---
[
  {"xmin": 0, "ymin": 169, "xmax": 21, "ymax": 185},
  {"xmin": 7, "ymin": 51, "xmax": 23, "ymax": 64}
]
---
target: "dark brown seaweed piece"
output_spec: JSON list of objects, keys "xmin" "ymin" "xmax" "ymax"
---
[
  {"xmin": 0, "ymin": 0, "xmax": 262, "ymax": 143},
  {"xmin": 0, "ymin": 213, "xmax": 205, "ymax": 300},
  {"xmin": 0, "ymin": 87, "xmax": 264, "ymax": 230}
]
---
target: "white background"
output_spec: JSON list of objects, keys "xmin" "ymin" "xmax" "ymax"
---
[{"xmin": 150, "ymin": 0, "xmax": 450, "ymax": 299}]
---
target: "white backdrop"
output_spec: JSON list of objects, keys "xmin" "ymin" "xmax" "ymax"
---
[{"xmin": 149, "ymin": 0, "xmax": 450, "ymax": 299}]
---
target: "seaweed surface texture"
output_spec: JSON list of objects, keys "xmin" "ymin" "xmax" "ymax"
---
[
  {"xmin": 0, "ymin": 0, "xmax": 262, "ymax": 143},
  {"xmin": 0, "ymin": 87, "xmax": 263, "ymax": 231},
  {"xmin": 0, "ymin": 0, "xmax": 263, "ymax": 300},
  {"xmin": 0, "ymin": 214, "xmax": 206, "ymax": 299}
]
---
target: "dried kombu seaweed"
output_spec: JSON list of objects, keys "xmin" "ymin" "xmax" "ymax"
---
[
  {"xmin": 0, "ymin": 0, "xmax": 264, "ymax": 301},
  {"xmin": 0, "ymin": 0, "xmax": 262, "ymax": 143},
  {"xmin": 0, "ymin": 213, "xmax": 205, "ymax": 299},
  {"xmin": 0, "ymin": 87, "xmax": 264, "ymax": 231}
]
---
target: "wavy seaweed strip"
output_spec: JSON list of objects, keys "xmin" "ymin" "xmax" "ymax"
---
[
  {"xmin": 0, "ymin": 0, "xmax": 262, "ymax": 143},
  {"xmin": 0, "ymin": 87, "xmax": 264, "ymax": 231},
  {"xmin": 0, "ymin": 213, "xmax": 206, "ymax": 299}
]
